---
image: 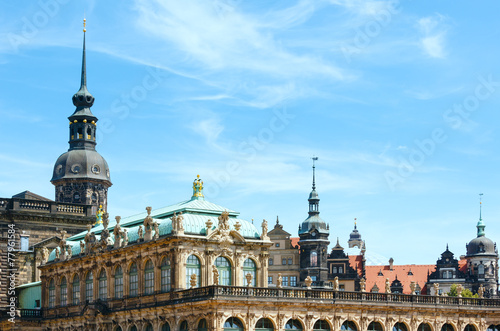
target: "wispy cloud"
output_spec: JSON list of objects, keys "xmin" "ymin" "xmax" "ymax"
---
[{"xmin": 417, "ymin": 14, "xmax": 449, "ymax": 59}]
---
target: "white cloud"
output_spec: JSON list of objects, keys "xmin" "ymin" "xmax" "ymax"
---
[{"xmin": 417, "ymin": 14, "xmax": 449, "ymax": 59}]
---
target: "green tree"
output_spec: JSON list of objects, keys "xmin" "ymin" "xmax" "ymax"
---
[{"xmin": 446, "ymin": 284, "xmax": 478, "ymax": 298}]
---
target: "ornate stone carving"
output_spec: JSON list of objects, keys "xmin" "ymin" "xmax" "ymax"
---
[
  {"xmin": 433, "ymin": 283, "xmax": 439, "ymax": 296},
  {"xmin": 305, "ymin": 276, "xmax": 312, "ymax": 289},
  {"xmin": 385, "ymin": 278, "xmax": 391, "ymax": 294},
  {"xmin": 360, "ymin": 278, "xmax": 366, "ymax": 292},
  {"xmin": 457, "ymin": 284, "xmax": 463, "ymax": 297},
  {"xmin": 172, "ymin": 212, "xmax": 184, "ymax": 235},
  {"xmin": 277, "ymin": 273, "xmax": 283, "ymax": 288},
  {"xmin": 153, "ymin": 221, "xmax": 160, "ymax": 240},
  {"xmin": 333, "ymin": 276, "xmax": 339, "ymax": 291},
  {"xmin": 144, "ymin": 206, "xmax": 154, "ymax": 241},
  {"xmin": 246, "ymin": 272, "xmax": 253, "ymax": 286},
  {"xmin": 261, "ymin": 219, "xmax": 269, "ymax": 240},
  {"xmin": 478, "ymin": 284, "xmax": 484, "ymax": 298},
  {"xmin": 410, "ymin": 281, "xmax": 416, "ymax": 295},
  {"xmin": 206, "ymin": 219, "xmax": 213, "ymax": 236},
  {"xmin": 138, "ymin": 225, "xmax": 144, "ymax": 240},
  {"xmin": 41, "ymin": 247, "xmax": 49, "ymax": 264},
  {"xmin": 213, "ymin": 265, "xmax": 219, "ymax": 285},
  {"xmin": 234, "ymin": 221, "xmax": 242, "ymax": 232},
  {"xmin": 190, "ymin": 273, "xmax": 197, "ymax": 288},
  {"xmin": 80, "ymin": 241, "xmax": 84, "ymax": 255}
]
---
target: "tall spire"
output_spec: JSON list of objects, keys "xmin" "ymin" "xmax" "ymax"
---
[
  {"xmin": 312, "ymin": 156, "xmax": 318, "ymax": 190},
  {"xmin": 71, "ymin": 18, "xmax": 95, "ymax": 114},
  {"xmin": 477, "ymin": 193, "xmax": 485, "ymax": 237}
]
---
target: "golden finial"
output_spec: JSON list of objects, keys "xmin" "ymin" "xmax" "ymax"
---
[
  {"xmin": 197, "ymin": 174, "xmax": 200, "ymax": 178},
  {"xmin": 83, "ymin": 18, "xmax": 86, "ymax": 33}
]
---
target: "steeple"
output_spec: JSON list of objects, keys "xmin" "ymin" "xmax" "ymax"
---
[
  {"xmin": 308, "ymin": 156, "xmax": 320, "ymax": 216},
  {"xmin": 477, "ymin": 193, "xmax": 485, "ymax": 237}
]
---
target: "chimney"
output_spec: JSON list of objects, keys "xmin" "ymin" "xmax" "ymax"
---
[{"xmin": 389, "ymin": 258, "xmax": 394, "ymax": 271}]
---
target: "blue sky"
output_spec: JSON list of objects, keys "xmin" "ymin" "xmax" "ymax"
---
[{"xmin": 1, "ymin": 0, "xmax": 500, "ymax": 265}]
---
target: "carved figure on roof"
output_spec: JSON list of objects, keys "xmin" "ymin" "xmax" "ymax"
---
[
  {"xmin": 360, "ymin": 278, "xmax": 366, "ymax": 292},
  {"xmin": 261, "ymin": 219, "xmax": 269, "ymax": 240},
  {"xmin": 66, "ymin": 245, "xmax": 72, "ymax": 260},
  {"xmin": 410, "ymin": 281, "xmax": 416, "ymax": 295},
  {"xmin": 84, "ymin": 224, "xmax": 97, "ymax": 254},
  {"xmin": 385, "ymin": 278, "xmax": 391, "ymax": 294},
  {"xmin": 102, "ymin": 212, "xmax": 109, "ymax": 230},
  {"xmin": 218, "ymin": 211, "xmax": 230, "ymax": 231},
  {"xmin": 80, "ymin": 241, "xmax": 84, "ymax": 255},
  {"xmin": 234, "ymin": 221, "xmax": 242, "ymax": 232},
  {"xmin": 143, "ymin": 206, "xmax": 154, "ymax": 241},
  {"xmin": 333, "ymin": 276, "xmax": 339, "ymax": 291},
  {"xmin": 113, "ymin": 216, "xmax": 122, "ymax": 249},
  {"xmin": 277, "ymin": 273, "xmax": 283, "ymax": 288},
  {"xmin": 192, "ymin": 175, "xmax": 204, "ymax": 198},
  {"xmin": 138, "ymin": 225, "xmax": 144, "ymax": 240},
  {"xmin": 457, "ymin": 284, "xmax": 463, "ymax": 297},
  {"xmin": 55, "ymin": 247, "xmax": 60, "ymax": 260},
  {"xmin": 478, "ymin": 284, "xmax": 484, "ymax": 298},
  {"xmin": 153, "ymin": 221, "xmax": 160, "ymax": 240},
  {"xmin": 433, "ymin": 283, "xmax": 439, "ymax": 296},
  {"xmin": 172, "ymin": 212, "xmax": 184, "ymax": 235},
  {"xmin": 305, "ymin": 276, "xmax": 312, "ymax": 289},
  {"xmin": 122, "ymin": 229, "xmax": 129, "ymax": 246},
  {"xmin": 41, "ymin": 247, "xmax": 49, "ymax": 264}
]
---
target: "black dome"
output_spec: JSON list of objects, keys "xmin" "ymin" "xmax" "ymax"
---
[
  {"xmin": 51, "ymin": 149, "xmax": 111, "ymax": 185},
  {"xmin": 467, "ymin": 236, "xmax": 496, "ymax": 256}
]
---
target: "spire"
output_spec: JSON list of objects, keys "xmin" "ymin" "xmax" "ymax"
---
[
  {"xmin": 71, "ymin": 18, "xmax": 95, "ymax": 115},
  {"xmin": 308, "ymin": 156, "xmax": 320, "ymax": 216},
  {"xmin": 477, "ymin": 193, "xmax": 485, "ymax": 237}
]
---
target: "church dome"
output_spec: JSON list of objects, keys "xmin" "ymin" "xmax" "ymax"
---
[
  {"xmin": 466, "ymin": 236, "xmax": 496, "ymax": 256},
  {"xmin": 349, "ymin": 224, "xmax": 361, "ymax": 241},
  {"xmin": 299, "ymin": 214, "xmax": 329, "ymax": 235},
  {"xmin": 51, "ymin": 149, "xmax": 111, "ymax": 185}
]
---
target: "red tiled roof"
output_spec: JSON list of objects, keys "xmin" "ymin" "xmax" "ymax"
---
[
  {"xmin": 365, "ymin": 264, "xmax": 435, "ymax": 294},
  {"xmin": 290, "ymin": 237, "xmax": 300, "ymax": 249},
  {"xmin": 459, "ymin": 258, "xmax": 467, "ymax": 273},
  {"xmin": 349, "ymin": 255, "xmax": 364, "ymax": 277}
]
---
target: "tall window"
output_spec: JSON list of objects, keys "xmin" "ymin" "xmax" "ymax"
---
[
  {"xmin": 368, "ymin": 322, "xmax": 383, "ymax": 331},
  {"xmin": 283, "ymin": 276, "xmax": 289, "ymax": 287},
  {"xmin": 243, "ymin": 258, "xmax": 256, "ymax": 286},
  {"xmin": 186, "ymin": 255, "xmax": 201, "ymax": 288},
  {"xmin": 180, "ymin": 321, "xmax": 189, "ymax": 331},
  {"xmin": 290, "ymin": 276, "xmax": 297, "ymax": 287},
  {"xmin": 129, "ymin": 263, "xmax": 138, "ymax": 297},
  {"xmin": 161, "ymin": 258, "xmax": 171, "ymax": 292},
  {"xmin": 144, "ymin": 260, "xmax": 154, "ymax": 295},
  {"xmin": 478, "ymin": 264, "xmax": 485, "ymax": 276},
  {"xmin": 268, "ymin": 276, "xmax": 273, "ymax": 285},
  {"xmin": 393, "ymin": 323, "xmax": 408, "ymax": 331},
  {"xmin": 285, "ymin": 319, "xmax": 303, "ymax": 330},
  {"xmin": 310, "ymin": 251, "xmax": 318, "ymax": 267},
  {"xmin": 341, "ymin": 321, "xmax": 357, "ymax": 331},
  {"xmin": 288, "ymin": 258, "xmax": 293, "ymax": 265},
  {"xmin": 98, "ymin": 270, "xmax": 107, "ymax": 300},
  {"xmin": 313, "ymin": 320, "xmax": 330, "ymax": 331},
  {"xmin": 162, "ymin": 323, "xmax": 171, "ymax": 331},
  {"xmin": 144, "ymin": 323, "xmax": 153, "ymax": 331},
  {"xmin": 198, "ymin": 319, "xmax": 208, "ymax": 331},
  {"xmin": 48, "ymin": 279, "xmax": 55, "ymax": 308},
  {"xmin": 216, "ymin": 256, "xmax": 232, "ymax": 285},
  {"xmin": 114, "ymin": 266, "xmax": 123, "ymax": 299},
  {"xmin": 60, "ymin": 277, "xmax": 67, "ymax": 307},
  {"xmin": 85, "ymin": 271, "xmax": 93, "ymax": 302},
  {"xmin": 72, "ymin": 274, "xmax": 80, "ymax": 305},
  {"xmin": 282, "ymin": 258, "xmax": 287, "ymax": 265},
  {"xmin": 256, "ymin": 318, "xmax": 274, "ymax": 331},
  {"xmin": 269, "ymin": 258, "xmax": 273, "ymax": 265}
]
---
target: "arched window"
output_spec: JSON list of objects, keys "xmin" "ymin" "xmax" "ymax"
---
[
  {"xmin": 393, "ymin": 323, "xmax": 408, "ymax": 331},
  {"xmin": 198, "ymin": 319, "xmax": 208, "ymax": 331},
  {"xmin": 129, "ymin": 263, "xmax": 138, "ymax": 297},
  {"xmin": 129, "ymin": 326, "xmax": 138, "ymax": 331},
  {"xmin": 256, "ymin": 318, "xmax": 274, "ymax": 331},
  {"xmin": 144, "ymin": 323, "xmax": 153, "ymax": 331},
  {"xmin": 487, "ymin": 325, "xmax": 500, "ymax": 331},
  {"xmin": 162, "ymin": 323, "xmax": 171, "ymax": 331},
  {"xmin": 368, "ymin": 322, "xmax": 383, "ymax": 331},
  {"xmin": 224, "ymin": 317, "xmax": 244, "ymax": 331},
  {"xmin": 161, "ymin": 257, "xmax": 171, "ymax": 292},
  {"xmin": 216, "ymin": 256, "xmax": 232, "ymax": 285},
  {"xmin": 98, "ymin": 270, "xmax": 107, "ymax": 300},
  {"xmin": 60, "ymin": 277, "xmax": 67, "ymax": 306},
  {"xmin": 418, "ymin": 323, "xmax": 432, "ymax": 331},
  {"xmin": 180, "ymin": 321, "xmax": 189, "ymax": 331},
  {"xmin": 114, "ymin": 327, "xmax": 122, "ymax": 331},
  {"xmin": 114, "ymin": 266, "xmax": 123, "ymax": 299},
  {"xmin": 87, "ymin": 126, "xmax": 92, "ymax": 139},
  {"xmin": 310, "ymin": 251, "xmax": 318, "ymax": 267},
  {"xmin": 242, "ymin": 258, "xmax": 256, "ymax": 286},
  {"xmin": 341, "ymin": 321, "xmax": 357, "ymax": 331},
  {"xmin": 313, "ymin": 320, "xmax": 330, "ymax": 331},
  {"xmin": 441, "ymin": 324, "xmax": 454, "ymax": 331},
  {"xmin": 85, "ymin": 271, "xmax": 93, "ymax": 302},
  {"xmin": 48, "ymin": 279, "xmax": 55, "ymax": 308},
  {"xmin": 144, "ymin": 260, "xmax": 154, "ymax": 295},
  {"xmin": 72, "ymin": 274, "xmax": 80, "ymax": 305},
  {"xmin": 464, "ymin": 325, "xmax": 476, "ymax": 331},
  {"xmin": 186, "ymin": 255, "xmax": 201, "ymax": 288},
  {"xmin": 478, "ymin": 264, "xmax": 485, "ymax": 275},
  {"xmin": 285, "ymin": 319, "xmax": 303, "ymax": 330}
]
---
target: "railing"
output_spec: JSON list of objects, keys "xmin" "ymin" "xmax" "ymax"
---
[
  {"xmin": 37, "ymin": 285, "xmax": 500, "ymax": 320},
  {"xmin": 20, "ymin": 309, "xmax": 42, "ymax": 318},
  {"xmin": 0, "ymin": 198, "xmax": 92, "ymax": 216}
]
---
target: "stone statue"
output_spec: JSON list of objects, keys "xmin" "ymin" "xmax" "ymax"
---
[
  {"xmin": 213, "ymin": 265, "xmax": 219, "ymax": 285},
  {"xmin": 277, "ymin": 273, "xmax": 283, "ymax": 288},
  {"xmin": 66, "ymin": 245, "xmax": 72, "ymax": 260},
  {"xmin": 433, "ymin": 283, "xmax": 439, "ymax": 296},
  {"xmin": 385, "ymin": 278, "xmax": 391, "ymax": 294},
  {"xmin": 457, "ymin": 284, "xmax": 463, "ymax": 297},
  {"xmin": 410, "ymin": 281, "xmax": 416, "ymax": 295},
  {"xmin": 138, "ymin": 225, "xmax": 144, "ymax": 240},
  {"xmin": 261, "ymin": 219, "xmax": 269, "ymax": 240},
  {"xmin": 478, "ymin": 284, "xmax": 484, "ymax": 298},
  {"xmin": 55, "ymin": 247, "xmax": 60, "ymax": 260},
  {"xmin": 114, "ymin": 216, "xmax": 122, "ymax": 249},
  {"xmin": 143, "ymin": 206, "xmax": 154, "ymax": 241},
  {"xmin": 172, "ymin": 212, "xmax": 185, "ymax": 235},
  {"xmin": 305, "ymin": 276, "xmax": 313, "ymax": 289},
  {"xmin": 333, "ymin": 276, "xmax": 339, "ymax": 291},
  {"xmin": 246, "ymin": 273, "xmax": 253, "ymax": 287},
  {"xmin": 123, "ymin": 229, "xmax": 129, "ymax": 246},
  {"xmin": 41, "ymin": 247, "xmax": 49, "ymax": 264},
  {"xmin": 80, "ymin": 241, "xmax": 84, "ymax": 255},
  {"xmin": 102, "ymin": 212, "xmax": 109, "ymax": 230},
  {"xmin": 234, "ymin": 221, "xmax": 242, "ymax": 232},
  {"xmin": 206, "ymin": 219, "xmax": 213, "ymax": 236},
  {"xmin": 153, "ymin": 221, "xmax": 160, "ymax": 240},
  {"xmin": 190, "ymin": 273, "xmax": 197, "ymax": 288},
  {"xmin": 360, "ymin": 278, "xmax": 366, "ymax": 292}
]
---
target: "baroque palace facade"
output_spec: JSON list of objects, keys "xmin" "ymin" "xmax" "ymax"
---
[{"xmin": 2, "ymin": 22, "xmax": 500, "ymax": 331}]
